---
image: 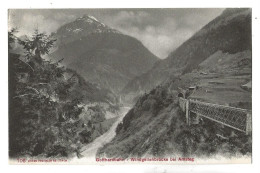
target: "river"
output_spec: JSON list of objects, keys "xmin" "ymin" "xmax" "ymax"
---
[{"xmin": 71, "ymin": 106, "xmax": 131, "ymax": 163}]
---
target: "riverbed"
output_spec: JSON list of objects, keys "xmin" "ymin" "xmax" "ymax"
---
[{"xmin": 71, "ymin": 106, "xmax": 131, "ymax": 163}]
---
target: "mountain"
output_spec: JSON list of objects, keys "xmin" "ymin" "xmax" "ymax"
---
[
  {"xmin": 122, "ymin": 8, "xmax": 251, "ymax": 100},
  {"xmin": 50, "ymin": 15, "xmax": 159, "ymax": 94},
  {"xmin": 63, "ymin": 68, "xmax": 117, "ymax": 104},
  {"xmin": 98, "ymin": 8, "xmax": 252, "ymax": 158},
  {"xmin": 52, "ymin": 15, "xmax": 121, "ymax": 46}
]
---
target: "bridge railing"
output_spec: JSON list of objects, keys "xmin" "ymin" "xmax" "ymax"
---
[{"xmin": 178, "ymin": 97, "xmax": 252, "ymax": 134}]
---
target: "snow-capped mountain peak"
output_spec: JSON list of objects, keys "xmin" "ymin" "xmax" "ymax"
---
[{"xmin": 54, "ymin": 15, "xmax": 121, "ymax": 46}]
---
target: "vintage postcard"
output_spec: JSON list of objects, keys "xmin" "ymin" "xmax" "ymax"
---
[{"xmin": 8, "ymin": 8, "xmax": 252, "ymax": 164}]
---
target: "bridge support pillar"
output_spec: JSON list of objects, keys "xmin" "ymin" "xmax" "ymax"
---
[{"xmin": 186, "ymin": 100, "xmax": 190, "ymax": 126}]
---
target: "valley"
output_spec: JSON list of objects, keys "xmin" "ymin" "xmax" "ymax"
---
[
  {"xmin": 97, "ymin": 8, "xmax": 252, "ymax": 159},
  {"xmin": 8, "ymin": 8, "xmax": 252, "ymax": 162}
]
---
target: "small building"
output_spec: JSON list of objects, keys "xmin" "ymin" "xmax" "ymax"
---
[
  {"xmin": 177, "ymin": 87, "xmax": 187, "ymax": 98},
  {"xmin": 188, "ymin": 86, "xmax": 198, "ymax": 91},
  {"xmin": 200, "ymin": 72, "xmax": 208, "ymax": 75}
]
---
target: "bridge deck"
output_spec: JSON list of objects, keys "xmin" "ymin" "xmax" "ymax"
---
[{"xmin": 178, "ymin": 97, "xmax": 251, "ymax": 134}]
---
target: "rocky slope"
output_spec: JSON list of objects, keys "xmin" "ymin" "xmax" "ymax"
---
[{"xmin": 50, "ymin": 15, "xmax": 159, "ymax": 94}]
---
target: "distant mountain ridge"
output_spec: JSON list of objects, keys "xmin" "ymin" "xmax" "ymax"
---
[
  {"xmin": 122, "ymin": 8, "xmax": 251, "ymax": 99},
  {"xmin": 50, "ymin": 15, "xmax": 159, "ymax": 94}
]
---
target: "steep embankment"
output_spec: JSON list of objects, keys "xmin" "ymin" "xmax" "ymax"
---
[{"xmin": 98, "ymin": 78, "xmax": 251, "ymax": 158}]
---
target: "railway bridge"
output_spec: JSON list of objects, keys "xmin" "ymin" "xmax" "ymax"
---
[{"xmin": 178, "ymin": 97, "xmax": 252, "ymax": 135}]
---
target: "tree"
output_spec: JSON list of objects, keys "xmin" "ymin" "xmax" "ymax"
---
[
  {"xmin": 9, "ymin": 29, "xmax": 83, "ymax": 158},
  {"xmin": 8, "ymin": 28, "xmax": 18, "ymax": 50},
  {"xmin": 18, "ymin": 29, "xmax": 56, "ymax": 62}
]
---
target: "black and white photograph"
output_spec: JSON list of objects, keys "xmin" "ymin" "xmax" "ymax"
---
[{"xmin": 7, "ymin": 7, "xmax": 253, "ymax": 165}]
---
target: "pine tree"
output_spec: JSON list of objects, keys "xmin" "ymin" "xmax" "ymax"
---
[
  {"xmin": 9, "ymin": 29, "xmax": 85, "ymax": 158},
  {"xmin": 18, "ymin": 29, "xmax": 56, "ymax": 62}
]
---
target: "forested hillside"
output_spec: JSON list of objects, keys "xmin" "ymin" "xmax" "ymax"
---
[{"xmin": 8, "ymin": 29, "xmax": 119, "ymax": 158}]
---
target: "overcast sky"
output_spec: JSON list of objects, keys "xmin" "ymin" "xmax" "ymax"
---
[{"xmin": 9, "ymin": 9, "xmax": 224, "ymax": 58}]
